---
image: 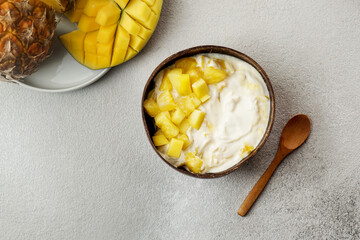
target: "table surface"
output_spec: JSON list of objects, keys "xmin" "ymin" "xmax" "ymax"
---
[{"xmin": 1, "ymin": 0, "xmax": 360, "ymax": 239}]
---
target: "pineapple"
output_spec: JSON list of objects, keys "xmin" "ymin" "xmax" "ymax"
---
[
  {"xmin": 188, "ymin": 109, "xmax": 205, "ymax": 130},
  {"xmin": 167, "ymin": 138, "xmax": 184, "ymax": 158},
  {"xmin": 0, "ymin": 0, "xmax": 56, "ymax": 81},
  {"xmin": 152, "ymin": 134, "xmax": 168, "ymax": 146},
  {"xmin": 185, "ymin": 152, "xmax": 203, "ymax": 174},
  {"xmin": 192, "ymin": 79, "xmax": 210, "ymax": 102},
  {"xmin": 40, "ymin": 0, "xmax": 74, "ymax": 13},
  {"xmin": 59, "ymin": 0, "xmax": 163, "ymax": 70}
]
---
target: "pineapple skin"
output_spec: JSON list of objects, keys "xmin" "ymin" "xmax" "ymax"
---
[{"xmin": 0, "ymin": 0, "xmax": 56, "ymax": 81}]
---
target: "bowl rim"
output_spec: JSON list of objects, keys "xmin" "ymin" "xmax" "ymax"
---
[{"xmin": 141, "ymin": 45, "xmax": 275, "ymax": 178}]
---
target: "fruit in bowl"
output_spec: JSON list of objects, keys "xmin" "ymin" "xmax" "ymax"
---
[
  {"xmin": 0, "ymin": 0, "xmax": 162, "ymax": 82},
  {"xmin": 142, "ymin": 46, "xmax": 275, "ymax": 178}
]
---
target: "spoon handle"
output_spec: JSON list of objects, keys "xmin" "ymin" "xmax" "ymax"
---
[{"xmin": 238, "ymin": 150, "xmax": 287, "ymax": 216}]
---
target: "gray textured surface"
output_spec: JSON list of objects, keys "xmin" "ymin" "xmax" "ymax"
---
[{"xmin": 1, "ymin": 0, "xmax": 360, "ymax": 239}]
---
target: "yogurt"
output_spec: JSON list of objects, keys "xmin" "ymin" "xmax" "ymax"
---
[{"xmin": 154, "ymin": 53, "xmax": 270, "ymax": 173}]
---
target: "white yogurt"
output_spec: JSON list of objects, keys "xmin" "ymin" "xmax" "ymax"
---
[{"xmin": 154, "ymin": 53, "xmax": 271, "ymax": 173}]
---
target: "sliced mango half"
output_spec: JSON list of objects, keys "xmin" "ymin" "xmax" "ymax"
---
[{"xmin": 60, "ymin": 0, "xmax": 163, "ymax": 70}]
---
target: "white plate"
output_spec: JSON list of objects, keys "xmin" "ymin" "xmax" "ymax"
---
[{"xmin": 19, "ymin": 17, "xmax": 111, "ymax": 93}]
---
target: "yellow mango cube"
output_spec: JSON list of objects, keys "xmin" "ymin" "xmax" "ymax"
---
[
  {"xmin": 84, "ymin": 52, "xmax": 98, "ymax": 69},
  {"xmin": 188, "ymin": 109, "xmax": 205, "ymax": 130},
  {"xmin": 111, "ymin": 25, "xmax": 130, "ymax": 66},
  {"xmin": 125, "ymin": 0, "xmax": 151, "ymax": 25},
  {"xmin": 138, "ymin": 26, "xmax": 152, "ymax": 40},
  {"xmin": 203, "ymin": 67, "xmax": 227, "ymax": 84},
  {"xmin": 179, "ymin": 119, "xmax": 191, "ymax": 134},
  {"xmin": 125, "ymin": 47, "xmax": 138, "ymax": 61},
  {"xmin": 78, "ymin": 14, "xmax": 100, "ymax": 32},
  {"xmin": 177, "ymin": 134, "xmax": 191, "ymax": 149},
  {"xmin": 97, "ymin": 41, "xmax": 113, "ymax": 57},
  {"xmin": 176, "ymin": 96, "xmax": 195, "ymax": 116},
  {"xmin": 114, "ymin": 0, "xmax": 130, "ymax": 9},
  {"xmin": 70, "ymin": 50, "xmax": 84, "ymax": 64},
  {"xmin": 96, "ymin": 55, "xmax": 112, "ymax": 69},
  {"xmin": 152, "ymin": 134, "xmax": 169, "ymax": 146},
  {"xmin": 97, "ymin": 24, "xmax": 117, "ymax": 44},
  {"xmin": 151, "ymin": 0, "xmax": 163, "ymax": 15},
  {"xmin": 175, "ymin": 57, "xmax": 197, "ymax": 73},
  {"xmin": 192, "ymin": 79, "xmax": 210, "ymax": 102},
  {"xmin": 171, "ymin": 108, "xmax": 186, "ymax": 126},
  {"xmin": 129, "ymin": 35, "xmax": 146, "ymax": 52},
  {"xmin": 154, "ymin": 114, "xmax": 179, "ymax": 139},
  {"xmin": 83, "ymin": 0, "xmax": 109, "ymax": 16},
  {"xmin": 84, "ymin": 30, "xmax": 98, "ymax": 54},
  {"xmin": 143, "ymin": 98, "xmax": 160, "ymax": 117},
  {"xmin": 157, "ymin": 90, "xmax": 176, "ymax": 112},
  {"xmin": 141, "ymin": 12, "xmax": 158, "ymax": 29},
  {"xmin": 95, "ymin": 2, "xmax": 121, "ymax": 26},
  {"xmin": 120, "ymin": 12, "xmax": 141, "ymax": 36},
  {"xmin": 166, "ymin": 138, "xmax": 184, "ymax": 158},
  {"xmin": 185, "ymin": 152, "xmax": 203, "ymax": 174}
]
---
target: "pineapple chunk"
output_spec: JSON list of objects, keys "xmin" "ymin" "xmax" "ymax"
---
[
  {"xmin": 125, "ymin": 0, "xmax": 152, "ymax": 26},
  {"xmin": 76, "ymin": 0, "xmax": 88, "ymax": 8},
  {"xmin": 242, "ymin": 144, "xmax": 254, "ymax": 154},
  {"xmin": 177, "ymin": 134, "xmax": 191, "ymax": 149},
  {"xmin": 65, "ymin": 8, "xmax": 83, "ymax": 22},
  {"xmin": 175, "ymin": 57, "xmax": 197, "ymax": 73},
  {"xmin": 167, "ymin": 69, "xmax": 192, "ymax": 96},
  {"xmin": 167, "ymin": 138, "xmax": 184, "ymax": 158},
  {"xmin": 188, "ymin": 110, "xmax": 205, "ymax": 130},
  {"xmin": 155, "ymin": 112, "xmax": 179, "ymax": 138},
  {"xmin": 152, "ymin": 134, "xmax": 169, "ymax": 146},
  {"xmin": 176, "ymin": 96, "xmax": 195, "ymax": 116},
  {"xmin": 154, "ymin": 129, "xmax": 164, "ymax": 136},
  {"xmin": 157, "ymin": 90, "xmax": 176, "ymax": 112},
  {"xmin": 83, "ymin": 0, "xmax": 109, "ymax": 17},
  {"xmin": 192, "ymin": 79, "xmax": 210, "ymax": 102},
  {"xmin": 187, "ymin": 67, "xmax": 203, "ymax": 84},
  {"xmin": 171, "ymin": 108, "xmax": 186, "ymax": 126},
  {"xmin": 78, "ymin": 14, "xmax": 100, "ymax": 32},
  {"xmin": 95, "ymin": 2, "xmax": 121, "ymax": 26},
  {"xmin": 97, "ymin": 24, "xmax": 117, "ymax": 44},
  {"xmin": 185, "ymin": 152, "xmax": 203, "ymax": 174},
  {"xmin": 179, "ymin": 119, "xmax": 191, "ymax": 134},
  {"xmin": 84, "ymin": 31, "xmax": 98, "ymax": 54},
  {"xmin": 203, "ymin": 67, "xmax": 227, "ymax": 84},
  {"xmin": 111, "ymin": 25, "xmax": 130, "ymax": 66},
  {"xmin": 159, "ymin": 71, "xmax": 172, "ymax": 91},
  {"xmin": 114, "ymin": 0, "xmax": 130, "ymax": 9},
  {"xmin": 189, "ymin": 94, "xmax": 201, "ymax": 108},
  {"xmin": 143, "ymin": 98, "xmax": 160, "ymax": 117},
  {"xmin": 147, "ymin": 89, "xmax": 155, "ymax": 100}
]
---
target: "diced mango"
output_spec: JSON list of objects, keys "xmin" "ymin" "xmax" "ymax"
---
[
  {"xmin": 203, "ymin": 67, "xmax": 227, "ymax": 84},
  {"xmin": 84, "ymin": 30, "xmax": 98, "ymax": 54},
  {"xmin": 69, "ymin": 50, "xmax": 84, "ymax": 64},
  {"xmin": 124, "ymin": 47, "xmax": 138, "ymax": 61},
  {"xmin": 125, "ymin": 0, "xmax": 151, "ymax": 26},
  {"xmin": 185, "ymin": 152, "xmax": 203, "ymax": 174},
  {"xmin": 83, "ymin": 0, "xmax": 109, "ymax": 17},
  {"xmin": 97, "ymin": 24, "xmax": 117, "ymax": 44},
  {"xmin": 152, "ymin": 134, "xmax": 169, "ymax": 146},
  {"xmin": 143, "ymin": 0, "xmax": 155, "ymax": 6},
  {"xmin": 177, "ymin": 134, "xmax": 191, "ymax": 149},
  {"xmin": 188, "ymin": 109, "xmax": 205, "ymax": 130},
  {"xmin": 138, "ymin": 26, "xmax": 152, "ymax": 40},
  {"xmin": 97, "ymin": 41, "xmax": 114, "ymax": 57},
  {"xmin": 167, "ymin": 138, "xmax": 184, "ymax": 158},
  {"xmin": 59, "ymin": 30, "xmax": 86, "ymax": 63},
  {"xmin": 129, "ymin": 35, "xmax": 146, "ymax": 52},
  {"xmin": 176, "ymin": 96, "xmax": 195, "ymax": 116},
  {"xmin": 96, "ymin": 55, "xmax": 112, "ymax": 69},
  {"xmin": 159, "ymin": 71, "xmax": 172, "ymax": 91},
  {"xmin": 157, "ymin": 90, "xmax": 176, "ymax": 112},
  {"xmin": 151, "ymin": 0, "xmax": 163, "ymax": 15},
  {"xmin": 155, "ymin": 112, "xmax": 179, "ymax": 139},
  {"xmin": 84, "ymin": 52, "xmax": 98, "ymax": 69},
  {"xmin": 179, "ymin": 119, "xmax": 191, "ymax": 134},
  {"xmin": 175, "ymin": 57, "xmax": 197, "ymax": 73},
  {"xmin": 78, "ymin": 14, "xmax": 100, "ymax": 32},
  {"xmin": 95, "ymin": 2, "xmax": 121, "ymax": 26},
  {"xmin": 76, "ymin": 0, "xmax": 88, "ymax": 9},
  {"xmin": 111, "ymin": 25, "xmax": 130, "ymax": 66},
  {"xmin": 65, "ymin": 8, "xmax": 83, "ymax": 22},
  {"xmin": 143, "ymin": 98, "xmax": 160, "ymax": 117},
  {"xmin": 171, "ymin": 108, "xmax": 186, "ymax": 126},
  {"xmin": 114, "ymin": 0, "xmax": 130, "ymax": 9},
  {"xmin": 120, "ymin": 12, "xmax": 141, "ymax": 35},
  {"xmin": 192, "ymin": 79, "xmax": 210, "ymax": 102}
]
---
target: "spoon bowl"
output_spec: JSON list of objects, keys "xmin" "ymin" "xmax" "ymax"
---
[{"xmin": 281, "ymin": 114, "xmax": 311, "ymax": 150}]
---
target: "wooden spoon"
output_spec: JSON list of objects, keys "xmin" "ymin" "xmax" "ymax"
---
[{"xmin": 238, "ymin": 114, "xmax": 311, "ymax": 216}]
